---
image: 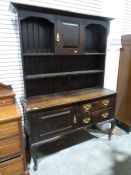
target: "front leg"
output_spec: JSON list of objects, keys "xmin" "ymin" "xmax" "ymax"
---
[
  {"xmin": 30, "ymin": 145, "xmax": 38, "ymax": 171},
  {"xmin": 108, "ymin": 119, "xmax": 116, "ymax": 140}
]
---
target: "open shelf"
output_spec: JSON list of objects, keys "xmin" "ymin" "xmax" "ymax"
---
[
  {"xmin": 24, "ymin": 55, "xmax": 105, "ymax": 76},
  {"xmin": 21, "ymin": 16, "xmax": 55, "ymax": 54},
  {"xmin": 23, "ymin": 53, "xmax": 55, "ymax": 56},
  {"xmin": 25, "ymin": 70, "xmax": 104, "ymax": 80},
  {"xmin": 84, "ymin": 53, "xmax": 106, "ymax": 55},
  {"xmin": 25, "ymin": 73, "xmax": 103, "ymax": 97},
  {"xmin": 85, "ymin": 24, "xmax": 107, "ymax": 53}
]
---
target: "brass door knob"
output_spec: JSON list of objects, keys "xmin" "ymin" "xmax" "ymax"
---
[
  {"xmin": 102, "ymin": 99, "xmax": 110, "ymax": 106},
  {"xmin": 83, "ymin": 117, "xmax": 91, "ymax": 124},
  {"xmin": 83, "ymin": 103, "xmax": 92, "ymax": 112},
  {"xmin": 102, "ymin": 112, "xmax": 109, "ymax": 118}
]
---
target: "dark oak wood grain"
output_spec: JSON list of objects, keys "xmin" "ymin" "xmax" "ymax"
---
[
  {"xmin": 23, "ymin": 88, "xmax": 116, "ymax": 112},
  {"xmin": 11, "ymin": 2, "xmax": 116, "ymax": 171}
]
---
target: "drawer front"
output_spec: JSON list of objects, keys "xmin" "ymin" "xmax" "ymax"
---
[
  {"xmin": 80, "ymin": 108, "xmax": 114, "ymax": 126},
  {"xmin": 0, "ymin": 121, "xmax": 20, "ymax": 140},
  {"xmin": 0, "ymin": 98, "xmax": 15, "ymax": 107},
  {"xmin": 30, "ymin": 107, "xmax": 74, "ymax": 141},
  {"xmin": 0, "ymin": 156, "xmax": 24, "ymax": 175},
  {"xmin": 0, "ymin": 136, "xmax": 22, "ymax": 162},
  {"xmin": 81, "ymin": 96, "xmax": 115, "ymax": 113},
  {"xmin": 91, "ymin": 108, "xmax": 114, "ymax": 123}
]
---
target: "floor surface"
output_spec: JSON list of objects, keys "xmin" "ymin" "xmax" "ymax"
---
[{"xmin": 29, "ymin": 127, "xmax": 131, "ymax": 175}]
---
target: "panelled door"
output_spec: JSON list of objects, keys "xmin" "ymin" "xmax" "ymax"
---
[{"xmin": 56, "ymin": 16, "xmax": 83, "ymax": 55}]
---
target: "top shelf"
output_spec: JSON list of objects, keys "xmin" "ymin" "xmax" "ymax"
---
[
  {"xmin": 23, "ymin": 52, "xmax": 106, "ymax": 56},
  {"xmin": 84, "ymin": 53, "xmax": 106, "ymax": 55},
  {"xmin": 23, "ymin": 53, "xmax": 55, "ymax": 56}
]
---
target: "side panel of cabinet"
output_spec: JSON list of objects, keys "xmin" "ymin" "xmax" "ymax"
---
[{"xmin": 56, "ymin": 16, "xmax": 83, "ymax": 55}]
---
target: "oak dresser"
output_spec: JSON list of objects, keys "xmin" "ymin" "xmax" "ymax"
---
[{"xmin": 0, "ymin": 83, "xmax": 28, "ymax": 175}]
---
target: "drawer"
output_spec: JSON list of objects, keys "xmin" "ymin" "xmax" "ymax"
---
[
  {"xmin": 81, "ymin": 97, "xmax": 115, "ymax": 113},
  {"xmin": 80, "ymin": 108, "xmax": 114, "ymax": 126},
  {"xmin": 0, "ymin": 136, "xmax": 22, "ymax": 162},
  {"xmin": 0, "ymin": 156, "xmax": 24, "ymax": 175},
  {"xmin": 0, "ymin": 121, "xmax": 20, "ymax": 140},
  {"xmin": 91, "ymin": 107, "xmax": 114, "ymax": 123},
  {"xmin": 0, "ymin": 98, "xmax": 15, "ymax": 107}
]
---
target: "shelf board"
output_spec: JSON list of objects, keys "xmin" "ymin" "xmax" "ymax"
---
[
  {"xmin": 23, "ymin": 52, "xmax": 105, "ymax": 56},
  {"xmin": 25, "ymin": 70, "xmax": 104, "ymax": 80},
  {"xmin": 23, "ymin": 53, "xmax": 55, "ymax": 56},
  {"xmin": 84, "ymin": 53, "xmax": 106, "ymax": 55}
]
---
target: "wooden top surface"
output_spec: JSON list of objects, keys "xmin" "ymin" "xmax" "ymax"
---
[
  {"xmin": 0, "ymin": 83, "xmax": 15, "ymax": 99},
  {"xmin": 0, "ymin": 104, "xmax": 21, "ymax": 124},
  {"xmin": 23, "ymin": 88, "xmax": 116, "ymax": 112}
]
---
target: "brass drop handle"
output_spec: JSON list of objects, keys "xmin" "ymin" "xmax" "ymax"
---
[
  {"xmin": 56, "ymin": 32, "xmax": 60, "ymax": 42},
  {"xmin": 73, "ymin": 115, "xmax": 77, "ymax": 124},
  {"xmin": 102, "ymin": 112, "xmax": 109, "ymax": 118},
  {"xmin": 83, "ymin": 103, "xmax": 92, "ymax": 112},
  {"xmin": 83, "ymin": 117, "xmax": 91, "ymax": 124},
  {"xmin": 102, "ymin": 99, "xmax": 110, "ymax": 106}
]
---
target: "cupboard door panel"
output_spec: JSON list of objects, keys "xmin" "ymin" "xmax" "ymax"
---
[
  {"xmin": 56, "ymin": 16, "xmax": 83, "ymax": 54},
  {"xmin": 29, "ymin": 107, "xmax": 74, "ymax": 141}
]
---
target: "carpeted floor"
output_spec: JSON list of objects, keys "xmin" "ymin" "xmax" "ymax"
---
[{"xmin": 29, "ymin": 127, "xmax": 131, "ymax": 175}]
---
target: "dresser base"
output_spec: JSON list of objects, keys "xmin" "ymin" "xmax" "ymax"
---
[{"xmin": 26, "ymin": 118, "xmax": 116, "ymax": 171}]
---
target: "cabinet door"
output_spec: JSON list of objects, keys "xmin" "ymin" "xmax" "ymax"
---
[
  {"xmin": 29, "ymin": 107, "xmax": 76, "ymax": 142},
  {"xmin": 56, "ymin": 16, "xmax": 83, "ymax": 54}
]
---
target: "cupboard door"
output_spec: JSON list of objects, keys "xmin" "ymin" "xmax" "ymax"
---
[
  {"xmin": 29, "ymin": 107, "xmax": 75, "ymax": 142},
  {"xmin": 56, "ymin": 16, "xmax": 83, "ymax": 54}
]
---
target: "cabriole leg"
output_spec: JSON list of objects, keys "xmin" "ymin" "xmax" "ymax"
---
[
  {"xmin": 108, "ymin": 119, "xmax": 116, "ymax": 141},
  {"xmin": 30, "ymin": 145, "xmax": 38, "ymax": 171}
]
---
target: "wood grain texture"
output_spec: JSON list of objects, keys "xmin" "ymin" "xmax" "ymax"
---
[
  {"xmin": 23, "ymin": 88, "xmax": 116, "ymax": 112},
  {"xmin": 0, "ymin": 104, "xmax": 21, "ymax": 124},
  {"xmin": 0, "ymin": 83, "xmax": 29, "ymax": 175},
  {"xmin": 0, "ymin": 156, "xmax": 24, "ymax": 175},
  {"xmin": 116, "ymin": 35, "xmax": 131, "ymax": 127},
  {"xmin": 0, "ymin": 83, "xmax": 15, "ymax": 100}
]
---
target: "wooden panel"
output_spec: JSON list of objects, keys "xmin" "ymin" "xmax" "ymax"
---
[
  {"xmin": 0, "ymin": 136, "xmax": 22, "ymax": 161},
  {"xmin": 21, "ymin": 16, "xmax": 55, "ymax": 54},
  {"xmin": 84, "ymin": 20, "xmax": 108, "ymax": 53},
  {"xmin": 25, "ymin": 73, "xmax": 103, "ymax": 97},
  {"xmin": 0, "ymin": 121, "xmax": 19, "ymax": 139},
  {"xmin": 24, "ymin": 88, "xmax": 116, "ymax": 112},
  {"xmin": 56, "ymin": 16, "xmax": 82, "ymax": 54},
  {"xmin": 24, "ymin": 55, "xmax": 104, "ymax": 75},
  {"xmin": 0, "ymin": 156, "xmax": 24, "ymax": 175},
  {"xmin": 116, "ymin": 35, "xmax": 131, "ymax": 127},
  {"xmin": 0, "ymin": 104, "xmax": 21, "ymax": 124},
  {"xmin": 0, "ymin": 97, "xmax": 15, "ymax": 107},
  {"xmin": 29, "ymin": 107, "xmax": 73, "ymax": 141}
]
